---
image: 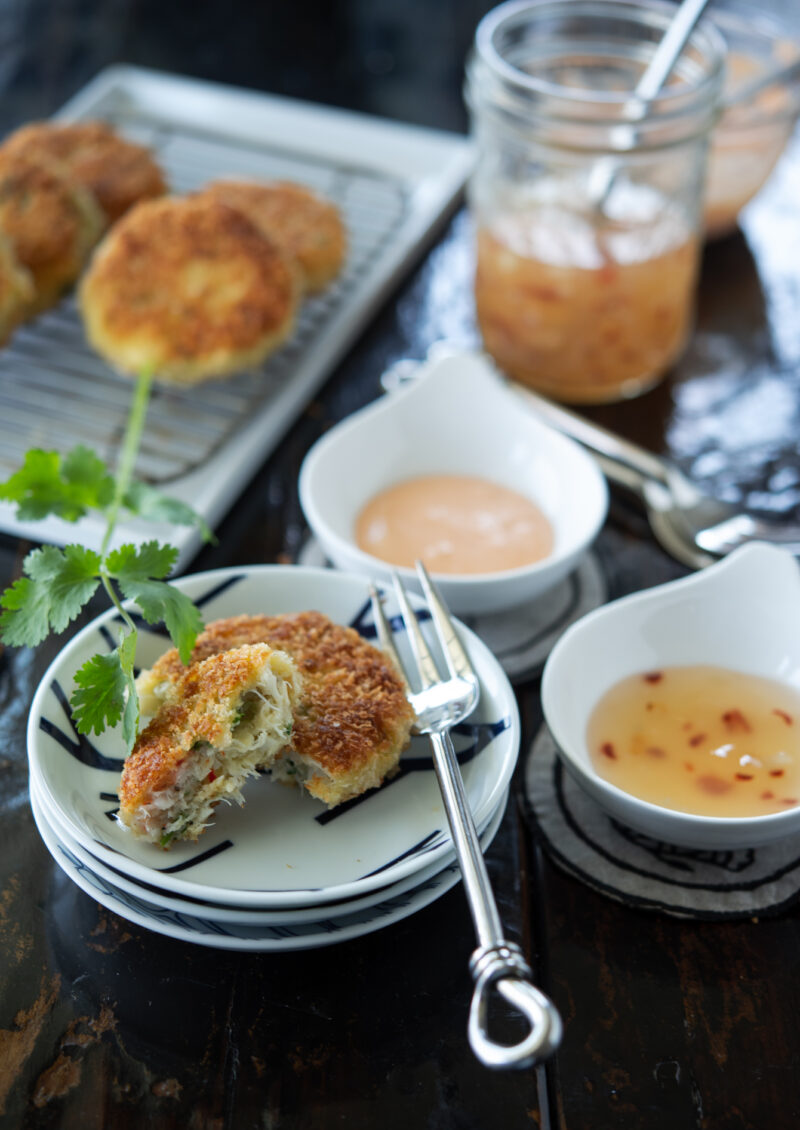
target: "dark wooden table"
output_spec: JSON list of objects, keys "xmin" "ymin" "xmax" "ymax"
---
[{"xmin": 3, "ymin": 3, "xmax": 800, "ymax": 1127}]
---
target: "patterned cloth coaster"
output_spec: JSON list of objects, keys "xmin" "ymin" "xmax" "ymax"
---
[
  {"xmin": 297, "ymin": 539, "xmax": 606, "ymax": 683},
  {"xmin": 524, "ymin": 726, "xmax": 800, "ymax": 920}
]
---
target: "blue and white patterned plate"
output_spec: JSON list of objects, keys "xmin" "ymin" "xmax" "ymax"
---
[
  {"xmin": 32, "ymin": 772, "xmax": 500, "ymax": 924},
  {"xmin": 28, "ymin": 565, "xmax": 520, "ymax": 909},
  {"xmin": 31, "ymin": 780, "xmax": 508, "ymax": 950}
]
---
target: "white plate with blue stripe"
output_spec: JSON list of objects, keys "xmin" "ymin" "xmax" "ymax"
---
[
  {"xmin": 31, "ymin": 778, "xmax": 508, "ymax": 951},
  {"xmin": 28, "ymin": 565, "xmax": 520, "ymax": 909}
]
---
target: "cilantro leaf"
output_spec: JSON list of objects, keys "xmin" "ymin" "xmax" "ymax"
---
[
  {"xmin": 0, "ymin": 446, "xmax": 114, "ymax": 522},
  {"xmin": 106, "ymin": 542, "xmax": 202, "ymax": 664},
  {"xmin": 105, "ymin": 540, "xmax": 178, "ymax": 582},
  {"xmin": 71, "ymin": 648, "xmax": 129, "ymax": 737},
  {"xmin": 124, "ymin": 480, "xmax": 216, "ymax": 543},
  {"xmin": 0, "ymin": 544, "xmax": 101, "ymax": 646}
]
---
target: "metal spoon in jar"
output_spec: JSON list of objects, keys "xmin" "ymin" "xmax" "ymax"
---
[{"xmin": 588, "ymin": 0, "xmax": 715, "ymax": 210}]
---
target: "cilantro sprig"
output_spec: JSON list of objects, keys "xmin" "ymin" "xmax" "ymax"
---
[{"xmin": 0, "ymin": 371, "xmax": 214, "ymax": 751}]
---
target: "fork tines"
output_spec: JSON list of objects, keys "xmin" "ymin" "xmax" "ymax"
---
[{"xmin": 368, "ymin": 561, "xmax": 475, "ymax": 693}]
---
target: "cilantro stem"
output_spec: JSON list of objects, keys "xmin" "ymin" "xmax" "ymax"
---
[
  {"xmin": 99, "ymin": 569, "xmax": 137, "ymax": 639},
  {"xmin": 101, "ymin": 369, "xmax": 153, "ymax": 556}
]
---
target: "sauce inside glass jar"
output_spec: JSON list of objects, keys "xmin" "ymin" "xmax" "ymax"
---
[
  {"xmin": 354, "ymin": 473, "xmax": 553, "ymax": 575},
  {"xmin": 587, "ymin": 665, "xmax": 800, "ymax": 817},
  {"xmin": 475, "ymin": 182, "xmax": 699, "ymax": 404}
]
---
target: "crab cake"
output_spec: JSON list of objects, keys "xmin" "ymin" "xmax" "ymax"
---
[
  {"xmin": 0, "ymin": 150, "xmax": 104, "ymax": 313},
  {"xmin": 0, "ymin": 232, "xmax": 34, "ymax": 344},
  {"xmin": 120, "ymin": 643, "xmax": 302, "ymax": 847},
  {"xmin": 201, "ymin": 180, "xmax": 346, "ymax": 293},
  {"xmin": 137, "ymin": 611, "xmax": 416, "ymax": 808},
  {"xmin": 79, "ymin": 195, "xmax": 300, "ymax": 384},
  {"xmin": 1, "ymin": 120, "xmax": 166, "ymax": 224}
]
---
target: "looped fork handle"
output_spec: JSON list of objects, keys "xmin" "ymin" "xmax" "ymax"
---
[{"xmin": 468, "ymin": 943, "xmax": 563, "ymax": 1070}]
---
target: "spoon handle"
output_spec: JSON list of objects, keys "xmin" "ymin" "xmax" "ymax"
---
[{"xmin": 510, "ymin": 385, "xmax": 672, "ymax": 490}]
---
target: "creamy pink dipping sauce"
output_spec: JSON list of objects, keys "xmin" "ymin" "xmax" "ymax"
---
[{"xmin": 354, "ymin": 474, "xmax": 554, "ymax": 575}]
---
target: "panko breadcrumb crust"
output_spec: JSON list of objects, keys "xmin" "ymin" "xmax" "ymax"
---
[
  {"xmin": 1, "ymin": 120, "xmax": 167, "ymax": 223},
  {"xmin": 0, "ymin": 150, "xmax": 104, "ymax": 313},
  {"xmin": 119, "ymin": 643, "xmax": 299, "ymax": 820},
  {"xmin": 79, "ymin": 194, "xmax": 300, "ymax": 383},
  {"xmin": 136, "ymin": 611, "xmax": 416, "ymax": 807},
  {"xmin": 200, "ymin": 179, "xmax": 346, "ymax": 293}
]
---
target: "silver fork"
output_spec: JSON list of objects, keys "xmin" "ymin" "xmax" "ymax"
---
[{"xmin": 369, "ymin": 563, "xmax": 562, "ymax": 1070}]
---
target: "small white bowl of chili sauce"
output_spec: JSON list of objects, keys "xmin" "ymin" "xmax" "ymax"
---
[
  {"xmin": 541, "ymin": 542, "xmax": 800, "ymax": 848},
  {"xmin": 298, "ymin": 351, "xmax": 608, "ymax": 616}
]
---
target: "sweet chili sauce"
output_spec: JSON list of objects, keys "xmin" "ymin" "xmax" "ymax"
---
[{"xmin": 587, "ymin": 665, "xmax": 800, "ymax": 817}]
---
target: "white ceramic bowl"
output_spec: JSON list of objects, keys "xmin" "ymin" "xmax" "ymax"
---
[
  {"xmin": 298, "ymin": 351, "xmax": 608, "ymax": 615},
  {"xmin": 541, "ymin": 543, "xmax": 800, "ymax": 849}
]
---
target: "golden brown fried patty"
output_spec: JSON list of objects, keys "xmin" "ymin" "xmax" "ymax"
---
[
  {"xmin": 120, "ymin": 643, "xmax": 301, "ymax": 844},
  {"xmin": 0, "ymin": 150, "xmax": 104, "ymax": 313},
  {"xmin": 201, "ymin": 180, "xmax": 346, "ymax": 293},
  {"xmin": 79, "ymin": 195, "xmax": 300, "ymax": 383},
  {"xmin": 137, "ymin": 611, "xmax": 416, "ymax": 807},
  {"xmin": 0, "ymin": 231, "xmax": 34, "ymax": 344},
  {"xmin": 1, "ymin": 120, "xmax": 167, "ymax": 223}
]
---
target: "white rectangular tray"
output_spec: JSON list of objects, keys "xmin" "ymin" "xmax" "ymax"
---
[{"xmin": 0, "ymin": 65, "xmax": 474, "ymax": 570}]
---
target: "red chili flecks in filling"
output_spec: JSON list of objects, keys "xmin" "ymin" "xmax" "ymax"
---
[
  {"xmin": 646, "ymin": 746, "xmax": 666, "ymax": 759},
  {"xmin": 735, "ymin": 773, "xmax": 753, "ymax": 781},
  {"xmin": 770, "ymin": 769, "xmax": 785, "ymax": 778},
  {"xmin": 600, "ymin": 742, "xmax": 616, "ymax": 760},
  {"xmin": 722, "ymin": 709, "xmax": 751, "ymax": 732},
  {"xmin": 772, "ymin": 709, "xmax": 793, "ymax": 725},
  {"xmin": 688, "ymin": 733, "xmax": 707, "ymax": 747},
  {"xmin": 761, "ymin": 791, "xmax": 775, "ymax": 800},
  {"xmin": 207, "ymin": 769, "xmax": 217, "ymax": 783},
  {"xmin": 643, "ymin": 672, "xmax": 663, "ymax": 684}
]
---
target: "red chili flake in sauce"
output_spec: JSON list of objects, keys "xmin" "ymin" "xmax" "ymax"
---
[
  {"xmin": 600, "ymin": 742, "xmax": 616, "ymax": 760},
  {"xmin": 781, "ymin": 798, "xmax": 798, "ymax": 806},
  {"xmin": 684, "ymin": 762, "xmax": 694, "ymax": 772},
  {"xmin": 697, "ymin": 775, "xmax": 732, "ymax": 795},
  {"xmin": 646, "ymin": 746, "xmax": 666, "ymax": 759},
  {"xmin": 761, "ymin": 791, "xmax": 775, "ymax": 800},
  {"xmin": 773, "ymin": 709, "xmax": 793, "ymax": 725},
  {"xmin": 688, "ymin": 733, "xmax": 707, "ymax": 747},
  {"xmin": 735, "ymin": 773, "xmax": 753, "ymax": 781},
  {"xmin": 722, "ymin": 709, "xmax": 751, "ymax": 733},
  {"xmin": 770, "ymin": 769, "xmax": 785, "ymax": 778},
  {"xmin": 643, "ymin": 672, "xmax": 663, "ymax": 684}
]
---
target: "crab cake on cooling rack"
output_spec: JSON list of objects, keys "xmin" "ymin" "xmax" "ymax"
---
[
  {"xmin": 1, "ymin": 120, "xmax": 167, "ymax": 224},
  {"xmin": 136, "ymin": 611, "xmax": 416, "ymax": 809},
  {"xmin": 0, "ymin": 150, "xmax": 104, "ymax": 313},
  {"xmin": 120, "ymin": 643, "xmax": 302, "ymax": 847},
  {"xmin": 0, "ymin": 232, "xmax": 34, "ymax": 344},
  {"xmin": 201, "ymin": 179, "xmax": 347, "ymax": 293},
  {"xmin": 79, "ymin": 194, "xmax": 300, "ymax": 384}
]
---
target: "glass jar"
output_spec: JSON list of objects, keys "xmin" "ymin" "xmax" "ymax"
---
[{"xmin": 465, "ymin": 0, "xmax": 726, "ymax": 404}]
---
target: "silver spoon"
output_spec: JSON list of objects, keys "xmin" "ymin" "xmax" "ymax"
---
[
  {"xmin": 512, "ymin": 386, "xmax": 800, "ymax": 571},
  {"xmin": 588, "ymin": 0, "xmax": 715, "ymax": 210}
]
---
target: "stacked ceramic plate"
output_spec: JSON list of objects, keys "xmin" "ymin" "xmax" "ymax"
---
[{"xmin": 27, "ymin": 566, "xmax": 520, "ymax": 951}]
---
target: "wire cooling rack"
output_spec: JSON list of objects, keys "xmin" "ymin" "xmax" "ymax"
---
[{"xmin": 0, "ymin": 65, "xmax": 473, "ymax": 568}]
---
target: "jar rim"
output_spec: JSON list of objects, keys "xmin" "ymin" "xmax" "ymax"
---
[{"xmin": 473, "ymin": 0, "xmax": 726, "ymax": 119}]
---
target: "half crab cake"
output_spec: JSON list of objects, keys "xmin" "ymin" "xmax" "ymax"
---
[
  {"xmin": 0, "ymin": 120, "xmax": 167, "ymax": 223},
  {"xmin": 79, "ymin": 194, "xmax": 300, "ymax": 384},
  {"xmin": 0, "ymin": 150, "xmax": 104, "ymax": 313},
  {"xmin": 136, "ymin": 610, "xmax": 416, "ymax": 809},
  {"xmin": 201, "ymin": 179, "xmax": 347, "ymax": 293},
  {"xmin": 0, "ymin": 231, "xmax": 34, "ymax": 344},
  {"xmin": 119, "ymin": 642, "xmax": 302, "ymax": 847}
]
